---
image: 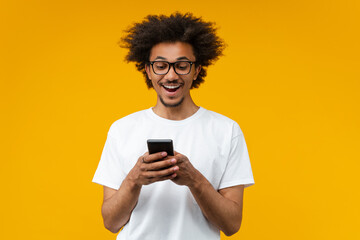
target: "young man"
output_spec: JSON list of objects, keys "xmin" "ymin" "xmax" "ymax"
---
[{"xmin": 93, "ymin": 13, "xmax": 254, "ymax": 240}]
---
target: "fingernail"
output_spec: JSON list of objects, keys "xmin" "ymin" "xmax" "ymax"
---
[
  {"xmin": 173, "ymin": 166, "xmax": 179, "ymax": 171},
  {"xmin": 161, "ymin": 152, "xmax": 167, "ymax": 157},
  {"xmin": 171, "ymin": 159, "xmax": 176, "ymax": 164}
]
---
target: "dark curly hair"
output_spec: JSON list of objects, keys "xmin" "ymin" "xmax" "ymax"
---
[{"xmin": 119, "ymin": 12, "xmax": 225, "ymax": 89}]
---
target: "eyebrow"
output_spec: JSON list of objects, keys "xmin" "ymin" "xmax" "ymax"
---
[
  {"xmin": 153, "ymin": 56, "xmax": 191, "ymax": 61},
  {"xmin": 176, "ymin": 56, "xmax": 190, "ymax": 61},
  {"xmin": 154, "ymin": 56, "xmax": 166, "ymax": 60}
]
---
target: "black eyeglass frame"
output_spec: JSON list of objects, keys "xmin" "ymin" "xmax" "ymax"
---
[{"xmin": 149, "ymin": 61, "xmax": 196, "ymax": 75}]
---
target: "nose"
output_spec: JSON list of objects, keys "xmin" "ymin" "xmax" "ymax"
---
[{"xmin": 165, "ymin": 64, "xmax": 178, "ymax": 80}]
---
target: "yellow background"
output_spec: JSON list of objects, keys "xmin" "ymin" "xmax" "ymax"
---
[{"xmin": 1, "ymin": 0, "xmax": 359, "ymax": 239}]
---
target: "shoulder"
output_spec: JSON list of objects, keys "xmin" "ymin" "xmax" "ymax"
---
[
  {"xmin": 202, "ymin": 108, "xmax": 235, "ymax": 123},
  {"xmin": 200, "ymin": 108, "xmax": 244, "ymax": 138},
  {"xmin": 107, "ymin": 109, "xmax": 150, "ymax": 137}
]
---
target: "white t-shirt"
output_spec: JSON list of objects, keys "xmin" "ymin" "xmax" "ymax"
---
[{"xmin": 93, "ymin": 107, "xmax": 254, "ymax": 240}]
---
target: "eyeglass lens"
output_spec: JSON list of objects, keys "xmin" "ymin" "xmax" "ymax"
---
[{"xmin": 152, "ymin": 61, "xmax": 191, "ymax": 75}]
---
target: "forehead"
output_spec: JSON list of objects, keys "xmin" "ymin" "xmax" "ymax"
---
[{"xmin": 149, "ymin": 42, "xmax": 195, "ymax": 61}]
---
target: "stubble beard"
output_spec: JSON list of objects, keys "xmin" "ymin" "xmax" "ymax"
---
[{"xmin": 159, "ymin": 96, "xmax": 185, "ymax": 108}]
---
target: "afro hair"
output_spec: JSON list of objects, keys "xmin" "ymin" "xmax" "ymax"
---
[{"xmin": 120, "ymin": 12, "xmax": 225, "ymax": 88}]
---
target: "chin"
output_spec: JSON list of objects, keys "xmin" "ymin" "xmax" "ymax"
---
[{"xmin": 160, "ymin": 96, "xmax": 184, "ymax": 108}]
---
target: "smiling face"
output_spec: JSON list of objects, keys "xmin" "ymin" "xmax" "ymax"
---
[{"xmin": 145, "ymin": 42, "xmax": 201, "ymax": 108}]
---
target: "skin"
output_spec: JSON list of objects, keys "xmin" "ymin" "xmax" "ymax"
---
[
  {"xmin": 146, "ymin": 42, "xmax": 202, "ymax": 120},
  {"xmin": 101, "ymin": 42, "xmax": 245, "ymax": 236}
]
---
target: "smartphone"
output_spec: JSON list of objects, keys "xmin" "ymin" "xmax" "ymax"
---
[{"xmin": 147, "ymin": 139, "xmax": 174, "ymax": 156}]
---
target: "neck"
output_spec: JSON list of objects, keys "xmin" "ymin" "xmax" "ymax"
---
[{"xmin": 152, "ymin": 97, "xmax": 199, "ymax": 120}]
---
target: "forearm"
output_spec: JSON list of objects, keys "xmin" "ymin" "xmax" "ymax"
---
[
  {"xmin": 101, "ymin": 152, "xmax": 178, "ymax": 233},
  {"xmin": 189, "ymin": 172, "xmax": 243, "ymax": 236},
  {"xmin": 101, "ymin": 178, "xmax": 141, "ymax": 233}
]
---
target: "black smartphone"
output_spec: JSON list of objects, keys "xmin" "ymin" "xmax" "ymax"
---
[{"xmin": 147, "ymin": 139, "xmax": 174, "ymax": 156}]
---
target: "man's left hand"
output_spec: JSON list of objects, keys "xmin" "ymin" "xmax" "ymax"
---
[{"xmin": 170, "ymin": 151, "xmax": 200, "ymax": 187}]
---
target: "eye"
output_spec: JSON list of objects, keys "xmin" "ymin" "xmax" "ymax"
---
[
  {"xmin": 175, "ymin": 62, "xmax": 190, "ymax": 70},
  {"xmin": 154, "ymin": 62, "xmax": 168, "ymax": 70}
]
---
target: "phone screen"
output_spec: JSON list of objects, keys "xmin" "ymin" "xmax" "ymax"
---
[{"xmin": 147, "ymin": 139, "xmax": 174, "ymax": 156}]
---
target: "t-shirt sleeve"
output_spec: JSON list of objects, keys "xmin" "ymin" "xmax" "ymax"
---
[
  {"xmin": 218, "ymin": 123, "xmax": 255, "ymax": 189},
  {"xmin": 92, "ymin": 131, "xmax": 126, "ymax": 190}
]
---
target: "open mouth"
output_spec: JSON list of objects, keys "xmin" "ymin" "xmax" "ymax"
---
[{"xmin": 162, "ymin": 84, "xmax": 182, "ymax": 93}]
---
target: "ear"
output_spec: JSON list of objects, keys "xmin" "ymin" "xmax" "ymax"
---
[
  {"xmin": 193, "ymin": 65, "xmax": 202, "ymax": 80},
  {"xmin": 145, "ymin": 64, "xmax": 152, "ymax": 80}
]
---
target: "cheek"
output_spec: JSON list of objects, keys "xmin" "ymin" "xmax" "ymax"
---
[
  {"xmin": 151, "ymin": 75, "xmax": 163, "ymax": 84},
  {"xmin": 151, "ymin": 76, "xmax": 165, "ymax": 89}
]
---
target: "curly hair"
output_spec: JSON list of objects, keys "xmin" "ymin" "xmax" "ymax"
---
[{"xmin": 119, "ymin": 12, "xmax": 225, "ymax": 89}]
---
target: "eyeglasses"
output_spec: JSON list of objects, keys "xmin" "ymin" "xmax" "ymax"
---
[{"xmin": 149, "ymin": 61, "xmax": 195, "ymax": 75}]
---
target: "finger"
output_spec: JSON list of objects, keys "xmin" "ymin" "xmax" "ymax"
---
[
  {"xmin": 144, "ymin": 151, "xmax": 167, "ymax": 163},
  {"xmin": 156, "ymin": 173, "xmax": 178, "ymax": 181},
  {"xmin": 146, "ymin": 158, "xmax": 177, "ymax": 171},
  {"xmin": 145, "ymin": 173, "xmax": 177, "ymax": 185},
  {"xmin": 145, "ymin": 165, "xmax": 179, "ymax": 178},
  {"xmin": 173, "ymin": 151, "xmax": 184, "ymax": 159},
  {"xmin": 138, "ymin": 152, "xmax": 149, "ymax": 163},
  {"xmin": 173, "ymin": 154, "xmax": 187, "ymax": 163}
]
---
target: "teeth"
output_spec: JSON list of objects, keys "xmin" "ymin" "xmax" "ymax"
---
[{"xmin": 163, "ymin": 85, "xmax": 180, "ymax": 89}]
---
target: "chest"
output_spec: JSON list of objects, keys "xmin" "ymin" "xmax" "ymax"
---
[{"xmin": 116, "ymin": 124, "xmax": 231, "ymax": 189}]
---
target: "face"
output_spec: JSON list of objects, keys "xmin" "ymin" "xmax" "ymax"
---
[{"xmin": 145, "ymin": 42, "xmax": 201, "ymax": 108}]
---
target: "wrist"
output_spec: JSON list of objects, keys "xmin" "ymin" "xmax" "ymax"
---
[
  {"xmin": 188, "ymin": 170, "xmax": 206, "ymax": 190},
  {"xmin": 124, "ymin": 176, "xmax": 142, "ymax": 192}
]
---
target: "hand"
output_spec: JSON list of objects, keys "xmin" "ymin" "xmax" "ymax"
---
[
  {"xmin": 170, "ymin": 151, "xmax": 200, "ymax": 187},
  {"xmin": 126, "ymin": 152, "xmax": 179, "ymax": 187}
]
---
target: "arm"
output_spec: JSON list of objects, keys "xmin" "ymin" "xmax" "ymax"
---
[
  {"xmin": 101, "ymin": 180, "xmax": 140, "ymax": 233},
  {"xmin": 101, "ymin": 152, "xmax": 179, "ymax": 233},
  {"xmin": 171, "ymin": 152, "xmax": 244, "ymax": 236},
  {"xmin": 190, "ymin": 173, "xmax": 244, "ymax": 236}
]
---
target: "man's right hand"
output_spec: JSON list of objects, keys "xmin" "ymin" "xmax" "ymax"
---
[
  {"xmin": 101, "ymin": 152, "xmax": 179, "ymax": 233},
  {"xmin": 126, "ymin": 152, "xmax": 179, "ymax": 186}
]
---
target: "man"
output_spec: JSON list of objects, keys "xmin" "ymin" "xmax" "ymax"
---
[{"xmin": 92, "ymin": 13, "xmax": 254, "ymax": 240}]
